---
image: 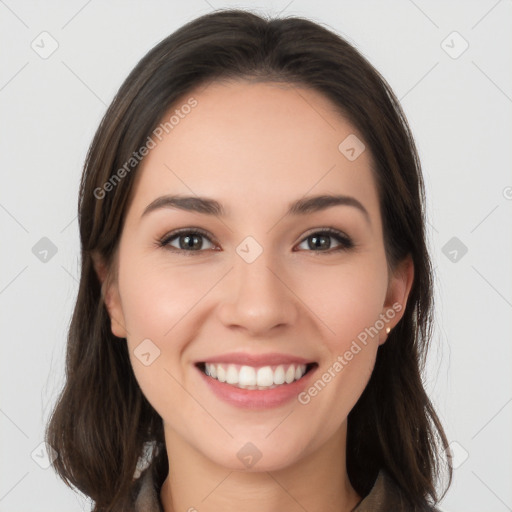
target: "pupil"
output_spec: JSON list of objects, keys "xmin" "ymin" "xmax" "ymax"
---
[
  {"xmin": 182, "ymin": 234, "xmax": 201, "ymax": 250},
  {"xmin": 310, "ymin": 234, "xmax": 329, "ymax": 250}
]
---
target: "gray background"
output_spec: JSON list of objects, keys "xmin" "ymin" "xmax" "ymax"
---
[{"xmin": 1, "ymin": 0, "xmax": 511, "ymax": 511}]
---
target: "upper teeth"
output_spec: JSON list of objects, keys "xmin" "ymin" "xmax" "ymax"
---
[{"xmin": 204, "ymin": 363, "xmax": 307, "ymax": 389}]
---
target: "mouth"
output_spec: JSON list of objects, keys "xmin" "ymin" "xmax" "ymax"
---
[{"xmin": 195, "ymin": 361, "xmax": 318, "ymax": 390}]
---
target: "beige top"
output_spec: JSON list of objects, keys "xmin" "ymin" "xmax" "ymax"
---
[{"xmin": 132, "ymin": 465, "xmax": 440, "ymax": 511}]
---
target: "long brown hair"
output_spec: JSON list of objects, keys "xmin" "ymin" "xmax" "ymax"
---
[{"xmin": 46, "ymin": 9, "xmax": 452, "ymax": 511}]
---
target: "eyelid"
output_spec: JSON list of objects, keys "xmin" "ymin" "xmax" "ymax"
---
[{"xmin": 299, "ymin": 226, "xmax": 351, "ymax": 243}]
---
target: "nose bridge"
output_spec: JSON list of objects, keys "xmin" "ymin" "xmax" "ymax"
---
[{"xmin": 217, "ymin": 236, "xmax": 298, "ymax": 333}]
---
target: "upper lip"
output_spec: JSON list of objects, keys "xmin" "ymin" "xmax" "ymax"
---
[{"xmin": 197, "ymin": 352, "xmax": 315, "ymax": 366}]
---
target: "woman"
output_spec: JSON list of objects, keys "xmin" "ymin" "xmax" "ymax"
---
[{"xmin": 46, "ymin": 9, "xmax": 452, "ymax": 512}]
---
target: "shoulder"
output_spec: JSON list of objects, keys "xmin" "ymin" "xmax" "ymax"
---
[{"xmin": 353, "ymin": 469, "xmax": 441, "ymax": 512}]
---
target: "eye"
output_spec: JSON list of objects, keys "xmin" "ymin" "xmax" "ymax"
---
[
  {"xmin": 295, "ymin": 228, "xmax": 354, "ymax": 253},
  {"xmin": 158, "ymin": 228, "xmax": 216, "ymax": 255},
  {"xmin": 157, "ymin": 227, "xmax": 354, "ymax": 255}
]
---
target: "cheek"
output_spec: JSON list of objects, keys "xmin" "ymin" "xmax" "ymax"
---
[
  {"xmin": 118, "ymin": 261, "xmax": 211, "ymax": 417},
  {"xmin": 115, "ymin": 253, "xmax": 205, "ymax": 387},
  {"xmin": 292, "ymin": 257, "xmax": 388, "ymax": 348},
  {"xmin": 119, "ymin": 258, "xmax": 211, "ymax": 343},
  {"xmin": 291, "ymin": 257, "xmax": 387, "ymax": 406}
]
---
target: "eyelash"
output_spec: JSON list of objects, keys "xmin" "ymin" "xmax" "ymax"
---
[{"xmin": 156, "ymin": 227, "xmax": 355, "ymax": 256}]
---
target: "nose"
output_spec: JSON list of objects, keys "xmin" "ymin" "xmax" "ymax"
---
[{"xmin": 216, "ymin": 247, "xmax": 299, "ymax": 336}]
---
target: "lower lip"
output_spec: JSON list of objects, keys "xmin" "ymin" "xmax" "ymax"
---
[{"xmin": 196, "ymin": 365, "xmax": 318, "ymax": 409}]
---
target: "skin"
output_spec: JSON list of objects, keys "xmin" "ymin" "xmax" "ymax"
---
[{"xmin": 93, "ymin": 80, "xmax": 414, "ymax": 512}]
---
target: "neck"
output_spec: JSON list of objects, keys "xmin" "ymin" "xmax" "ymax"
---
[{"xmin": 160, "ymin": 422, "xmax": 361, "ymax": 512}]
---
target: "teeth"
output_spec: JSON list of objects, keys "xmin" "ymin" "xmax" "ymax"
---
[
  {"xmin": 216, "ymin": 365, "xmax": 226, "ymax": 382},
  {"xmin": 226, "ymin": 365, "xmax": 239, "ymax": 384},
  {"xmin": 274, "ymin": 365, "xmax": 285, "ymax": 385},
  {"xmin": 285, "ymin": 365, "xmax": 295, "ymax": 384},
  {"xmin": 256, "ymin": 366, "xmax": 273, "ymax": 387},
  {"xmin": 239, "ymin": 365, "xmax": 256, "ymax": 386},
  {"xmin": 203, "ymin": 363, "xmax": 308, "ymax": 389}
]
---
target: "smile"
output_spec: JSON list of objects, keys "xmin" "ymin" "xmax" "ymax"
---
[{"xmin": 196, "ymin": 362, "xmax": 317, "ymax": 390}]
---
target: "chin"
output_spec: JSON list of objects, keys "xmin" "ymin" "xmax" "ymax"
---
[{"xmin": 203, "ymin": 435, "xmax": 308, "ymax": 473}]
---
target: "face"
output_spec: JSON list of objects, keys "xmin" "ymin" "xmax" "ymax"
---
[{"xmin": 97, "ymin": 80, "xmax": 413, "ymax": 472}]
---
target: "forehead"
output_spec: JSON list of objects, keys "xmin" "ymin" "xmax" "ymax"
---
[{"xmin": 128, "ymin": 80, "xmax": 380, "ymax": 223}]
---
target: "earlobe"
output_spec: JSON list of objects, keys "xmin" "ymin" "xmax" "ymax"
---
[
  {"xmin": 104, "ymin": 283, "xmax": 128, "ymax": 339},
  {"xmin": 91, "ymin": 251, "xmax": 127, "ymax": 339},
  {"xmin": 379, "ymin": 255, "xmax": 414, "ymax": 345}
]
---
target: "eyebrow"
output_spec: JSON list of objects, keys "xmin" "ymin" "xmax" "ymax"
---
[{"xmin": 141, "ymin": 193, "xmax": 371, "ymax": 225}]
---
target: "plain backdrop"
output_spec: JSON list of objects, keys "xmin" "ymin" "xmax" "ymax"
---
[{"xmin": 1, "ymin": 1, "xmax": 511, "ymax": 511}]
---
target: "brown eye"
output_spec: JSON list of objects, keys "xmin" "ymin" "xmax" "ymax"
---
[
  {"xmin": 159, "ymin": 229, "xmax": 215, "ymax": 253},
  {"xmin": 158, "ymin": 227, "xmax": 354, "ymax": 256},
  {"xmin": 296, "ymin": 229, "xmax": 354, "ymax": 253}
]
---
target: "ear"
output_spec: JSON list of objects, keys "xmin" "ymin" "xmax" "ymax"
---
[
  {"xmin": 91, "ymin": 251, "xmax": 127, "ymax": 339},
  {"xmin": 379, "ymin": 254, "xmax": 414, "ymax": 346}
]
